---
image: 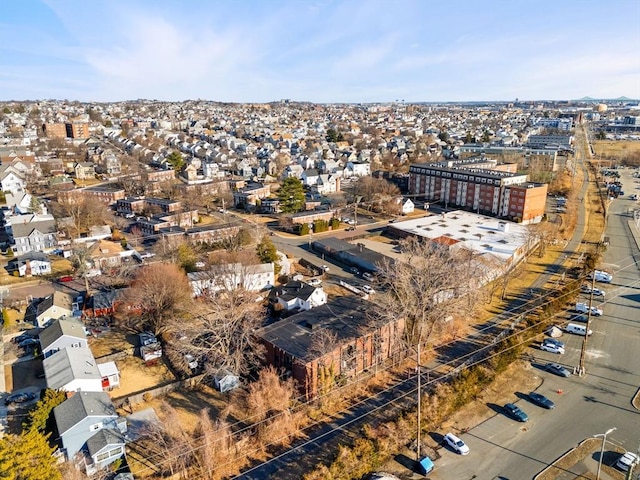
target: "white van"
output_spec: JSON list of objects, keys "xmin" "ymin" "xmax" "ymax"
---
[
  {"xmin": 566, "ymin": 323, "xmax": 592, "ymax": 336},
  {"xmin": 589, "ymin": 270, "xmax": 612, "ymax": 283}
]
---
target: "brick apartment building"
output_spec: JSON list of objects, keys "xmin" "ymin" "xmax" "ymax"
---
[
  {"xmin": 44, "ymin": 123, "xmax": 67, "ymax": 139},
  {"xmin": 65, "ymin": 122, "xmax": 90, "ymax": 139},
  {"xmin": 116, "ymin": 197, "xmax": 182, "ymax": 215},
  {"xmin": 57, "ymin": 186, "xmax": 126, "ymax": 206},
  {"xmin": 409, "ymin": 159, "xmax": 547, "ymax": 224},
  {"xmin": 258, "ymin": 296, "xmax": 405, "ymax": 399}
]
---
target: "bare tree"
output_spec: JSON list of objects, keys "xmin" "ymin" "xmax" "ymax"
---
[
  {"xmin": 52, "ymin": 197, "xmax": 108, "ymax": 239},
  {"xmin": 349, "ymin": 176, "xmax": 400, "ymax": 213},
  {"xmin": 308, "ymin": 328, "xmax": 340, "ymax": 394},
  {"xmin": 373, "ymin": 238, "xmax": 484, "ymax": 346},
  {"xmin": 114, "ymin": 263, "xmax": 192, "ymax": 335},
  {"xmin": 170, "ymin": 286, "xmax": 265, "ymax": 378}
]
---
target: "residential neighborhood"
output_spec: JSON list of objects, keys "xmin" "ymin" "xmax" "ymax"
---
[{"xmin": 0, "ymin": 96, "xmax": 638, "ymax": 480}]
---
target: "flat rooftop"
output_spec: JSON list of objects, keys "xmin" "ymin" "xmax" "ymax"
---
[{"xmin": 387, "ymin": 210, "xmax": 530, "ymax": 262}]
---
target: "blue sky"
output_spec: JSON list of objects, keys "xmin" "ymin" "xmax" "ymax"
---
[{"xmin": 1, "ymin": 0, "xmax": 639, "ymax": 103}]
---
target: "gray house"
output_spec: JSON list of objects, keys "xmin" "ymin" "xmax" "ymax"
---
[
  {"xmin": 39, "ymin": 317, "xmax": 88, "ymax": 359},
  {"xmin": 7, "ymin": 214, "xmax": 57, "ymax": 254},
  {"xmin": 53, "ymin": 391, "xmax": 127, "ymax": 469}
]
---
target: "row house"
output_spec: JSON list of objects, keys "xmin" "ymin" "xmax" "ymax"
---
[
  {"xmin": 290, "ymin": 209, "xmax": 335, "ymax": 226},
  {"xmin": 185, "ymin": 223, "xmax": 241, "ymax": 244}
]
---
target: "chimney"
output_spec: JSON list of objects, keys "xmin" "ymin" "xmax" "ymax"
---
[{"xmin": 498, "ymin": 221, "xmax": 509, "ymax": 233}]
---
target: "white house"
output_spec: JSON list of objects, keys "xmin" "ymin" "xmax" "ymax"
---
[
  {"xmin": 8, "ymin": 252, "xmax": 52, "ymax": 277},
  {"xmin": 401, "ymin": 198, "xmax": 415, "ymax": 215},
  {"xmin": 268, "ymin": 281, "xmax": 328, "ymax": 312},
  {"xmin": 188, "ymin": 262, "xmax": 275, "ymax": 297},
  {"xmin": 43, "ymin": 347, "xmax": 103, "ymax": 392},
  {"xmin": 314, "ymin": 174, "xmax": 340, "ymax": 195},
  {"xmin": 284, "ymin": 164, "xmax": 304, "ymax": 179},
  {"xmin": 301, "ymin": 169, "xmax": 320, "ymax": 186},
  {"xmin": 345, "ymin": 161, "xmax": 371, "ymax": 178},
  {"xmin": 6, "ymin": 213, "xmax": 57, "ymax": 254},
  {"xmin": 39, "ymin": 317, "xmax": 88, "ymax": 359},
  {"xmin": 0, "ymin": 169, "xmax": 26, "ymax": 193}
]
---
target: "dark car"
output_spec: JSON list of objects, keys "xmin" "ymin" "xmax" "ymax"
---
[
  {"xmin": 4, "ymin": 392, "xmax": 36, "ymax": 405},
  {"xmin": 57, "ymin": 275, "xmax": 75, "ymax": 283},
  {"xmin": 528, "ymin": 392, "xmax": 555, "ymax": 409},
  {"xmin": 504, "ymin": 403, "xmax": 529, "ymax": 422},
  {"xmin": 544, "ymin": 363, "xmax": 571, "ymax": 377},
  {"xmin": 12, "ymin": 333, "xmax": 33, "ymax": 344},
  {"xmin": 18, "ymin": 338, "xmax": 40, "ymax": 348}
]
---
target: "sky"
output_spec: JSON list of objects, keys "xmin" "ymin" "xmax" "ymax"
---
[{"xmin": 1, "ymin": 0, "xmax": 639, "ymax": 103}]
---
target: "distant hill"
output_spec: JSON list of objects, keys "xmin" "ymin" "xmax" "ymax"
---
[{"xmin": 576, "ymin": 96, "xmax": 637, "ymax": 102}]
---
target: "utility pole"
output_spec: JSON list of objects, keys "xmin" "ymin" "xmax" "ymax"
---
[
  {"xmin": 578, "ymin": 270, "xmax": 597, "ymax": 376},
  {"xmin": 594, "ymin": 427, "xmax": 616, "ymax": 480},
  {"xmin": 416, "ymin": 339, "xmax": 421, "ymax": 462}
]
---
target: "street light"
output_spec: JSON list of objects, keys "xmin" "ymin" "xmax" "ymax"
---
[{"xmin": 594, "ymin": 427, "xmax": 616, "ymax": 480}]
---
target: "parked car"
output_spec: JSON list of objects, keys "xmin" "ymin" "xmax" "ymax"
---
[
  {"xmin": 581, "ymin": 285, "xmax": 605, "ymax": 297},
  {"xmin": 124, "ymin": 213, "xmax": 135, "ymax": 219},
  {"xmin": 12, "ymin": 333, "xmax": 34, "ymax": 344},
  {"xmin": 350, "ymin": 266, "xmax": 361, "ymax": 275},
  {"xmin": 307, "ymin": 278, "xmax": 322, "ymax": 287},
  {"xmin": 616, "ymin": 451, "xmax": 639, "ymax": 471},
  {"xmin": 4, "ymin": 392, "xmax": 36, "ymax": 405},
  {"xmin": 346, "ymin": 226, "xmax": 356, "ymax": 231},
  {"xmin": 542, "ymin": 338, "xmax": 565, "ymax": 349},
  {"xmin": 588, "ymin": 270, "xmax": 612, "ymax": 283},
  {"xmin": 18, "ymin": 338, "xmax": 40, "ymax": 348},
  {"xmin": 503, "ymin": 403, "xmax": 529, "ymax": 422},
  {"xmin": 540, "ymin": 342, "xmax": 565, "ymax": 354},
  {"xmin": 443, "ymin": 432, "xmax": 469, "ymax": 455},
  {"xmin": 57, "ymin": 275, "xmax": 74, "ymax": 283},
  {"xmin": 544, "ymin": 363, "xmax": 571, "ymax": 377},
  {"xmin": 320, "ymin": 265, "xmax": 330, "ymax": 272},
  {"xmin": 630, "ymin": 194, "xmax": 638, "ymax": 200},
  {"xmin": 528, "ymin": 392, "xmax": 555, "ymax": 409},
  {"xmin": 362, "ymin": 272, "xmax": 375, "ymax": 282},
  {"xmin": 575, "ymin": 302, "xmax": 603, "ymax": 316},
  {"xmin": 568, "ymin": 314, "xmax": 589, "ymax": 324},
  {"xmin": 362, "ymin": 285, "xmax": 375, "ymax": 294}
]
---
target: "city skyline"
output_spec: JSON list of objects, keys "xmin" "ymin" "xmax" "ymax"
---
[{"xmin": 1, "ymin": 0, "xmax": 639, "ymax": 103}]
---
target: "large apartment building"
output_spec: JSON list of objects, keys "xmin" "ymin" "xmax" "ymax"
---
[{"xmin": 409, "ymin": 159, "xmax": 547, "ymax": 224}]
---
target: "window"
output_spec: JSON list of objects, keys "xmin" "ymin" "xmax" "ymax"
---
[{"xmin": 89, "ymin": 422, "xmax": 103, "ymax": 432}]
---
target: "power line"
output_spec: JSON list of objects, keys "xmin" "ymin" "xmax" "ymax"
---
[{"xmin": 131, "ymin": 265, "xmax": 640, "ymax": 477}]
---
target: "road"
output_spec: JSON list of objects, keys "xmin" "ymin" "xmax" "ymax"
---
[{"xmin": 429, "ymin": 165, "xmax": 640, "ymax": 478}]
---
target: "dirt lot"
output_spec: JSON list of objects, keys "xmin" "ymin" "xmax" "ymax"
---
[{"xmin": 110, "ymin": 355, "xmax": 176, "ymax": 399}]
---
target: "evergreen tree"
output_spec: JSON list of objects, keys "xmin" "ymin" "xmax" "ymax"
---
[
  {"xmin": 0, "ymin": 429, "xmax": 62, "ymax": 480},
  {"xmin": 277, "ymin": 177, "xmax": 306, "ymax": 213},
  {"xmin": 166, "ymin": 151, "xmax": 185, "ymax": 171},
  {"xmin": 25, "ymin": 389, "xmax": 67, "ymax": 433}
]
